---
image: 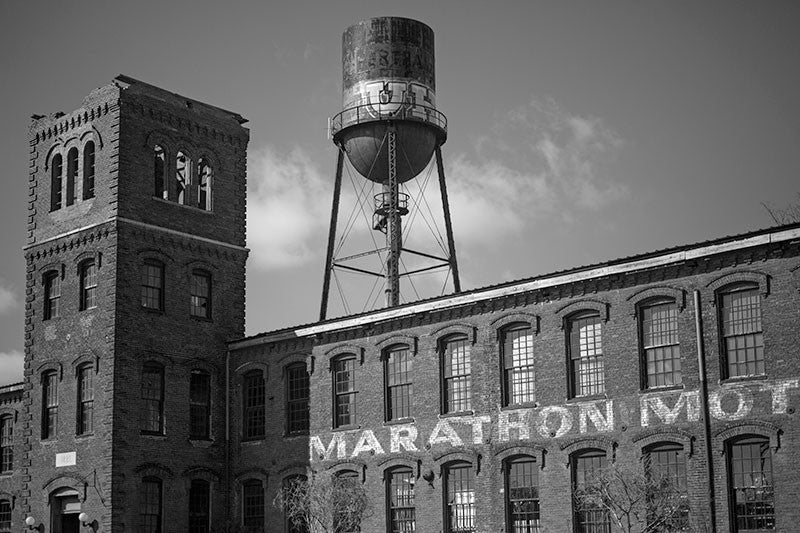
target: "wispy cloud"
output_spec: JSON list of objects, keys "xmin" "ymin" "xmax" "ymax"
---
[
  {"xmin": 0, "ymin": 350, "xmax": 23, "ymax": 386},
  {"xmin": 247, "ymin": 146, "xmax": 331, "ymax": 270},
  {"xmin": 0, "ymin": 280, "xmax": 17, "ymax": 314}
]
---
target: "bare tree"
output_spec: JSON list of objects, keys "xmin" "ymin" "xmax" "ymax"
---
[
  {"xmin": 762, "ymin": 195, "xmax": 800, "ymax": 225},
  {"xmin": 273, "ymin": 473, "xmax": 372, "ymax": 533},
  {"xmin": 572, "ymin": 461, "xmax": 689, "ymax": 533}
]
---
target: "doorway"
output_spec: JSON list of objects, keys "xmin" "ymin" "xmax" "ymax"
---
[{"xmin": 49, "ymin": 488, "xmax": 81, "ymax": 533}]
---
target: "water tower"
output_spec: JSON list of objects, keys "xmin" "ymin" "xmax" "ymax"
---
[{"xmin": 320, "ymin": 17, "xmax": 461, "ymax": 320}]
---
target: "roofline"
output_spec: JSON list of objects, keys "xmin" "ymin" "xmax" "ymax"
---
[
  {"xmin": 230, "ymin": 223, "xmax": 800, "ymax": 350},
  {"xmin": 0, "ymin": 383, "xmax": 24, "ymax": 394}
]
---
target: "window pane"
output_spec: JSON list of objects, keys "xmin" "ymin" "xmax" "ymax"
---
[
  {"xmin": 51, "ymin": 154, "xmax": 63, "ymax": 211},
  {"xmin": 191, "ymin": 272, "xmax": 211, "ymax": 318},
  {"xmin": 642, "ymin": 301, "xmax": 681, "ymax": 388},
  {"xmin": 77, "ymin": 365, "xmax": 94, "ymax": 435},
  {"xmin": 154, "ymin": 145, "xmax": 167, "ymax": 199},
  {"xmin": 722, "ymin": 288, "xmax": 765, "ymax": 378},
  {"xmin": 141, "ymin": 262, "xmax": 164, "ymax": 310},
  {"xmin": 197, "ymin": 158, "xmax": 212, "ymax": 211},
  {"xmin": 0, "ymin": 499, "xmax": 11, "ymax": 532},
  {"xmin": 286, "ymin": 364, "xmax": 310, "ymax": 434},
  {"xmin": 190, "ymin": 372, "xmax": 211, "ymax": 439},
  {"xmin": 444, "ymin": 337, "xmax": 471, "ymax": 413},
  {"xmin": 176, "ymin": 152, "xmax": 190, "ymax": 205},
  {"xmin": 386, "ymin": 348, "xmax": 412, "ymax": 420},
  {"xmin": 81, "ymin": 261, "xmax": 97, "ymax": 311},
  {"xmin": 573, "ymin": 451, "xmax": 609, "ymax": 533},
  {"xmin": 729, "ymin": 438, "xmax": 775, "ymax": 531},
  {"xmin": 44, "ymin": 272, "xmax": 61, "ymax": 320},
  {"xmin": 83, "ymin": 141, "xmax": 95, "ymax": 200},
  {"xmin": 188, "ymin": 480, "xmax": 210, "ymax": 533},
  {"xmin": 388, "ymin": 468, "xmax": 416, "ymax": 533},
  {"xmin": 66, "ymin": 147, "xmax": 78, "ymax": 206},
  {"xmin": 244, "ymin": 372, "xmax": 266, "ymax": 439},
  {"xmin": 504, "ymin": 327, "xmax": 535, "ymax": 405},
  {"xmin": 140, "ymin": 478, "xmax": 163, "ymax": 533},
  {"xmin": 42, "ymin": 372, "xmax": 58, "ymax": 439},
  {"xmin": 0, "ymin": 417, "xmax": 12, "ymax": 473},
  {"xmin": 569, "ymin": 315, "xmax": 604, "ymax": 397},
  {"xmin": 445, "ymin": 464, "xmax": 475, "ymax": 533},
  {"xmin": 507, "ymin": 458, "xmax": 540, "ymax": 533},
  {"xmin": 242, "ymin": 480, "xmax": 264, "ymax": 527},
  {"xmin": 333, "ymin": 358, "xmax": 357, "ymax": 427},
  {"xmin": 141, "ymin": 365, "xmax": 164, "ymax": 433}
]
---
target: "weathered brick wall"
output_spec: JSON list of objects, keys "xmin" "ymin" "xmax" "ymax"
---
[
  {"xmin": 0, "ymin": 385, "xmax": 23, "ymax": 530},
  {"xmin": 231, "ymin": 241, "xmax": 800, "ymax": 532}
]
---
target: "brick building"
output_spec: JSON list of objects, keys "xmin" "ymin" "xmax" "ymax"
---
[{"xmin": 1, "ymin": 76, "xmax": 799, "ymax": 533}]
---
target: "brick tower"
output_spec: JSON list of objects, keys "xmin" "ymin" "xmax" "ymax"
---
[{"xmin": 22, "ymin": 76, "xmax": 248, "ymax": 532}]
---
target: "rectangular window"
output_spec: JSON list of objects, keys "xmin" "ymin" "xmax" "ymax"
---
[
  {"xmin": 190, "ymin": 272, "xmax": 211, "ymax": 318},
  {"xmin": 242, "ymin": 480, "xmax": 264, "ymax": 528},
  {"xmin": 189, "ymin": 371, "xmax": 211, "ymax": 440},
  {"xmin": 140, "ymin": 478, "xmax": 163, "ymax": 533},
  {"xmin": 445, "ymin": 464, "xmax": 475, "ymax": 533},
  {"xmin": 573, "ymin": 451, "xmax": 609, "ymax": 533},
  {"xmin": 729, "ymin": 438, "xmax": 774, "ymax": 531},
  {"xmin": 51, "ymin": 154, "xmax": 63, "ymax": 211},
  {"xmin": 641, "ymin": 300, "xmax": 681, "ymax": 388},
  {"xmin": 141, "ymin": 261, "xmax": 164, "ymax": 311},
  {"xmin": 286, "ymin": 364, "xmax": 310, "ymax": 434},
  {"xmin": 443, "ymin": 337, "xmax": 471, "ymax": 413},
  {"xmin": 388, "ymin": 468, "xmax": 416, "ymax": 533},
  {"xmin": 77, "ymin": 365, "xmax": 94, "ymax": 435},
  {"xmin": 722, "ymin": 287, "xmax": 765, "ymax": 378},
  {"xmin": 0, "ymin": 500, "xmax": 10, "ymax": 533},
  {"xmin": 141, "ymin": 365, "xmax": 164, "ymax": 434},
  {"xmin": 197, "ymin": 158, "xmax": 212, "ymax": 211},
  {"xmin": 44, "ymin": 271, "xmax": 61, "ymax": 320},
  {"xmin": 243, "ymin": 372, "xmax": 266, "ymax": 439},
  {"xmin": 176, "ymin": 152, "xmax": 190, "ymax": 205},
  {"xmin": 645, "ymin": 444, "xmax": 689, "ymax": 530},
  {"xmin": 41, "ymin": 371, "xmax": 58, "ymax": 439},
  {"xmin": 503, "ymin": 326, "xmax": 535, "ymax": 405},
  {"xmin": 188, "ymin": 480, "xmax": 210, "ymax": 533},
  {"xmin": 154, "ymin": 145, "xmax": 167, "ymax": 199},
  {"xmin": 80, "ymin": 261, "xmax": 98, "ymax": 311},
  {"xmin": 0, "ymin": 417, "xmax": 12, "ymax": 474},
  {"xmin": 506, "ymin": 458, "xmax": 540, "ymax": 533},
  {"xmin": 333, "ymin": 357, "xmax": 357, "ymax": 428},
  {"xmin": 569, "ymin": 314, "xmax": 604, "ymax": 398},
  {"xmin": 66, "ymin": 147, "xmax": 78, "ymax": 206},
  {"xmin": 386, "ymin": 347, "xmax": 412, "ymax": 421}
]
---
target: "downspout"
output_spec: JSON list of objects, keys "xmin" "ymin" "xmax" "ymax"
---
[
  {"xmin": 225, "ymin": 349, "xmax": 231, "ymax": 533},
  {"xmin": 693, "ymin": 289, "xmax": 717, "ymax": 532}
]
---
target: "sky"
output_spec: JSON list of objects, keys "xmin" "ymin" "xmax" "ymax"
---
[{"xmin": 1, "ymin": 1, "xmax": 799, "ymax": 386}]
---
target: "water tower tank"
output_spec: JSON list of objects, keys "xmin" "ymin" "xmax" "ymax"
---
[{"xmin": 330, "ymin": 17, "xmax": 447, "ymax": 184}]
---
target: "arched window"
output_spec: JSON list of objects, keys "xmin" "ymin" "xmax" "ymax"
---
[
  {"xmin": 176, "ymin": 151, "xmax": 190, "ymax": 205},
  {"xmin": 79, "ymin": 259, "xmax": 97, "ymax": 311},
  {"xmin": 50, "ymin": 153, "xmax": 63, "ymax": 211},
  {"xmin": 719, "ymin": 284, "xmax": 764, "ymax": 378},
  {"xmin": 0, "ymin": 498, "xmax": 11, "ymax": 533},
  {"xmin": 727, "ymin": 436, "xmax": 774, "ymax": 531},
  {"xmin": 76, "ymin": 363, "xmax": 94, "ymax": 435},
  {"xmin": 285, "ymin": 363, "xmax": 309, "ymax": 435},
  {"xmin": 41, "ymin": 370, "xmax": 58, "ymax": 439},
  {"xmin": 567, "ymin": 312, "xmax": 604, "ymax": 398},
  {"xmin": 501, "ymin": 325, "xmax": 535, "ymax": 406},
  {"xmin": 444, "ymin": 462, "xmax": 475, "ymax": 533},
  {"xmin": 140, "ymin": 476, "xmax": 163, "ymax": 533},
  {"xmin": 504, "ymin": 456, "xmax": 540, "ymax": 533},
  {"xmin": 571, "ymin": 449, "xmax": 609, "ymax": 533},
  {"xmin": 441, "ymin": 335, "xmax": 471, "ymax": 413},
  {"xmin": 154, "ymin": 145, "xmax": 167, "ymax": 199},
  {"xmin": 282, "ymin": 475, "xmax": 309, "ymax": 533},
  {"xmin": 66, "ymin": 147, "xmax": 78, "ymax": 206},
  {"xmin": 385, "ymin": 346, "xmax": 412, "ymax": 421},
  {"xmin": 189, "ymin": 370, "xmax": 211, "ymax": 440},
  {"xmin": 639, "ymin": 299, "xmax": 681, "ymax": 389},
  {"xmin": 387, "ymin": 467, "xmax": 416, "ymax": 533},
  {"xmin": 141, "ymin": 363, "xmax": 165, "ymax": 434},
  {"xmin": 43, "ymin": 270, "xmax": 61, "ymax": 320},
  {"xmin": 332, "ymin": 355, "xmax": 357, "ymax": 428},
  {"xmin": 0, "ymin": 415, "xmax": 12, "ymax": 473},
  {"xmin": 243, "ymin": 371, "xmax": 266, "ymax": 439},
  {"xmin": 643, "ymin": 443, "xmax": 689, "ymax": 530},
  {"xmin": 141, "ymin": 260, "xmax": 165, "ymax": 311},
  {"xmin": 190, "ymin": 271, "xmax": 211, "ymax": 319},
  {"xmin": 82, "ymin": 140, "xmax": 95, "ymax": 199},
  {"xmin": 188, "ymin": 479, "xmax": 210, "ymax": 533},
  {"xmin": 242, "ymin": 479, "xmax": 264, "ymax": 530},
  {"xmin": 197, "ymin": 158, "xmax": 212, "ymax": 211}
]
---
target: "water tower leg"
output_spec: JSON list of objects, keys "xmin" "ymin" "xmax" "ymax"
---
[
  {"xmin": 435, "ymin": 146, "xmax": 461, "ymax": 293},
  {"xmin": 319, "ymin": 148, "xmax": 345, "ymax": 321},
  {"xmin": 385, "ymin": 126, "xmax": 402, "ymax": 307}
]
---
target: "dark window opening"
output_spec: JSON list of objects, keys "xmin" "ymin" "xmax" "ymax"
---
[
  {"xmin": 188, "ymin": 479, "xmax": 210, "ymax": 533},
  {"xmin": 242, "ymin": 479, "xmax": 264, "ymax": 530},
  {"xmin": 243, "ymin": 371, "xmax": 266, "ymax": 439},
  {"xmin": 41, "ymin": 370, "xmax": 58, "ymax": 439},
  {"xmin": 44, "ymin": 271, "xmax": 61, "ymax": 320},
  {"xmin": 506, "ymin": 457, "xmax": 540, "ymax": 533},
  {"xmin": 140, "ymin": 477, "xmax": 163, "ymax": 533},
  {"xmin": 154, "ymin": 145, "xmax": 167, "ymax": 200},
  {"xmin": 197, "ymin": 158, "xmax": 212, "ymax": 211},
  {"xmin": 190, "ymin": 271, "xmax": 211, "ymax": 318},
  {"xmin": 83, "ymin": 141, "xmax": 95, "ymax": 199},
  {"xmin": 66, "ymin": 147, "xmax": 78, "ymax": 206},
  {"xmin": 572, "ymin": 450, "xmax": 610, "ymax": 533},
  {"xmin": 141, "ymin": 364, "xmax": 164, "ymax": 434},
  {"xmin": 141, "ymin": 261, "xmax": 164, "ymax": 311},
  {"xmin": 286, "ymin": 363, "xmax": 309, "ymax": 434},
  {"xmin": 0, "ymin": 416, "xmax": 12, "ymax": 474},
  {"xmin": 77, "ymin": 364, "xmax": 94, "ymax": 435},
  {"xmin": 80, "ymin": 260, "xmax": 97, "ymax": 311},
  {"xmin": 190, "ymin": 371, "xmax": 211, "ymax": 439},
  {"xmin": 50, "ymin": 154, "xmax": 63, "ymax": 211},
  {"xmin": 728, "ymin": 437, "xmax": 774, "ymax": 531}
]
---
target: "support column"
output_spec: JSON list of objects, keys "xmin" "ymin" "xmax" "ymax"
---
[
  {"xmin": 385, "ymin": 125, "xmax": 401, "ymax": 307},
  {"xmin": 435, "ymin": 146, "xmax": 461, "ymax": 293},
  {"xmin": 319, "ymin": 149, "xmax": 345, "ymax": 321}
]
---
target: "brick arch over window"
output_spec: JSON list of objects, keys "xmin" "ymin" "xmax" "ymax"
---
[
  {"xmin": 433, "ymin": 450, "xmax": 480, "ymax": 475},
  {"xmin": 561, "ymin": 437, "xmax": 616, "ymax": 464},
  {"xmin": 324, "ymin": 344, "xmax": 365, "ymax": 366},
  {"xmin": 707, "ymin": 270, "xmax": 770, "ymax": 302},
  {"xmin": 378, "ymin": 456, "xmax": 419, "ymax": 477},
  {"xmin": 181, "ymin": 466, "xmax": 221, "ymax": 483},
  {"xmin": 714, "ymin": 421, "xmax": 782, "ymax": 453},
  {"xmin": 633, "ymin": 428, "xmax": 695, "ymax": 456},
  {"xmin": 491, "ymin": 312, "xmax": 540, "ymax": 336},
  {"xmin": 431, "ymin": 323, "xmax": 478, "ymax": 344},
  {"xmin": 555, "ymin": 299, "xmax": 609, "ymax": 324},
  {"xmin": 328, "ymin": 464, "xmax": 367, "ymax": 482},
  {"xmin": 41, "ymin": 473, "xmax": 89, "ymax": 502},
  {"xmin": 376, "ymin": 334, "xmax": 418, "ymax": 355},
  {"xmin": 495, "ymin": 445, "xmax": 546, "ymax": 470},
  {"xmin": 36, "ymin": 361, "xmax": 63, "ymax": 381},
  {"xmin": 626, "ymin": 285, "xmax": 686, "ymax": 316}
]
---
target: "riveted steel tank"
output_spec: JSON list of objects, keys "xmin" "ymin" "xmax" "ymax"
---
[{"xmin": 331, "ymin": 17, "xmax": 447, "ymax": 184}]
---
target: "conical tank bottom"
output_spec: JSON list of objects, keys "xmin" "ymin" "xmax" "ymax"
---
[{"xmin": 339, "ymin": 120, "xmax": 438, "ymax": 184}]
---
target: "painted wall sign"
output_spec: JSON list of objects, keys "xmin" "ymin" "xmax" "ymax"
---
[
  {"xmin": 309, "ymin": 379, "xmax": 799, "ymax": 462},
  {"xmin": 55, "ymin": 452, "xmax": 76, "ymax": 468}
]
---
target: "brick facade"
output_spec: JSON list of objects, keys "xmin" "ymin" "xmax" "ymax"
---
[{"xmin": 1, "ymin": 75, "xmax": 799, "ymax": 533}]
